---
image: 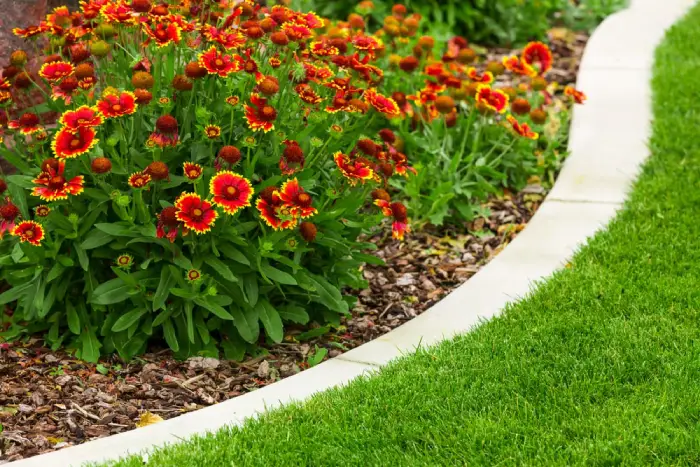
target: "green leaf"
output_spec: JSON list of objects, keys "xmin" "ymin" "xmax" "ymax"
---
[
  {"xmin": 153, "ymin": 267, "xmax": 175, "ymax": 311},
  {"xmin": 75, "ymin": 244, "xmax": 89, "ymax": 271},
  {"xmin": 230, "ymin": 305, "xmax": 259, "ymax": 343},
  {"xmin": 297, "ymin": 325, "xmax": 331, "ymax": 341},
  {"xmin": 80, "ymin": 230, "xmax": 114, "ymax": 250},
  {"xmin": 243, "ymin": 274, "xmax": 259, "ymax": 307},
  {"xmin": 256, "ymin": 300, "xmax": 284, "ymax": 343},
  {"xmin": 47, "ymin": 263, "xmax": 66, "ymax": 282},
  {"xmin": 7, "ymin": 182, "xmax": 29, "ymax": 219},
  {"xmin": 111, "ymin": 308, "xmax": 147, "ymax": 332},
  {"xmin": 279, "ymin": 305, "xmax": 309, "ymax": 324},
  {"xmin": 185, "ymin": 302, "xmax": 195, "ymax": 344},
  {"xmin": 205, "ymin": 256, "xmax": 237, "ymax": 282},
  {"xmin": 218, "ymin": 244, "xmax": 250, "ymax": 266},
  {"xmin": 261, "ymin": 262, "xmax": 297, "ymax": 285},
  {"xmin": 66, "ymin": 303, "xmax": 81, "ymax": 335},
  {"xmin": 221, "ymin": 336, "xmax": 245, "ymax": 361},
  {"xmin": 81, "ymin": 328, "xmax": 102, "ymax": 363},
  {"xmin": 90, "ymin": 279, "xmax": 135, "ymax": 306},
  {"xmin": 162, "ymin": 318, "xmax": 180, "ymax": 352},
  {"xmin": 11, "ymin": 244, "xmax": 24, "ymax": 263},
  {"xmin": 353, "ymin": 253, "xmax": 386, "ymax": 266},
  {"xmin": 0, "ymin": 281, "xmax": 34, "ymax": 306},
  {"xmin": 194, "ymin": 297, "xmax": 234, "ymax": 320},
  {"xmin": 95, "ymin": 222, "xmax": 140, "ymax": 237}
]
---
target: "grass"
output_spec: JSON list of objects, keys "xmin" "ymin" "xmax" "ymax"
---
[{"xmin": 106, "ymin": 5, "xmax": 700, "ymax": 466}]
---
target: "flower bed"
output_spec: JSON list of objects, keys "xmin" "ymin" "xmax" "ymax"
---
[{"xmin": 0, "ymin": 0, "xmax": 587, "ymax": 460}]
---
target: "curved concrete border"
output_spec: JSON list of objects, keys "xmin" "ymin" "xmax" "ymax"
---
[{"xmin": 8, "ymin": 1, "xmax": 695, "ymax": 465}]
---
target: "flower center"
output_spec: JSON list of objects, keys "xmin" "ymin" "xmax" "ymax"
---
[
  {"xmin": 193, "ymin": 208, "xmax": 203, "ymax": 217},
  {"xmin": 226, "ymin": 186, "xmax": 237, "ymax": 196},
  {"xmin": 156, "ymin": 29, "xmax": 167, "ymax": 39},
  {"xmin": 112, "ymin": 104, "xmax": 122, "ymax": 112},
  {"xmin": 261, "ymin": 106, "xmax": 276, "ymax": 119},
  {"xmin": 78, "ymin": 118, "xmax": 87, "ymax": 124},
  {"xmin": 189, "ymin": 170, "xmax": 199, "ymax": 178},
  {"xmin": 48, "ymin": 176, "xmax": 65, "ymax": 189},
  {"xmin": 297, "ymin": 193, "xmax": 311, "ymax": 206},
  {"xmin": 245, "ymin": 61, "xmax": 256, "ymax": 72},
  {"xmin": 70, "ymin": 138, "xmax": 81, "ymax": 148},
  {"xmin": 215, "ymin": 59, "xmax": 224, "ymax": 67},
  {"xmin": 25, "ymin": 230, "xmax": 34, "ymax": 238}
]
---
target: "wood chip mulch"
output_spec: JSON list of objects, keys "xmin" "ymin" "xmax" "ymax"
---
[{"xmin": 0, "ymin": 31, "xmax": 587, "ymax": 463}]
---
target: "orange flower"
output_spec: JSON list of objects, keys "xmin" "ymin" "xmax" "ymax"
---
[
  {"xmin": 149, "ymin": 114, "xmax": 179, "ymax": 147},
  {"xmin": 101, "ymin": 1, "xmax": 136, "ymax": 24},
  {"xmin": 203, "ymin": 124, "xmax": 221, "ymax": 139},
  {"xmin": 96, "ymin": 91, "xmax": 138, "ymax": 118},
  {"xmin": 128, "ymin": 172, "xmax": 152, "ymax": 189},
  {"xmin": 467, "ymin": 67, "xmax": 494, "ymax": 84},
  {"xmin": 204, "ymin": 26, "xmax": 246, "ymax": 50},
  {"xmin": 12, "ymin": 221, "xmax": 44, "ymax": 246},
  {"xmin": 506, "ymin": 115, "xmax": 539, "ymax": 140},
  {"xmin": 198, "ymin": 46, "xmax": 241, "ymax": 77},
  {"xmin": 39, "ymin": 61, "xmax": 74, "ymax": 82},
  {"xmin": 295, "ymin": 83, "xmax": 323, "ymax": 104},
  {"xmin": 475, "ymin": 85, "xmax": 509, "ymax": 114},
  {"xmin": 277, "ymin": 178, "xmax": 317, "ymax": 218},
  {"xmin": 31, "ymin": 160, "xmax": 84, "ymax": 201},
  {"xmin": 256, "ymin": 187, "xmax": 298, "ymax": 231},
  {"xmin": 334, "ymin": 152, "xmax": 374, "ymax": 185},
  {"xmin": 143, "ymin": 20, "xmax": 182, "ymax": 48},
  {"xmin": 8, "ymin": 113, "xmax": 42, "ymax": 135},
  {"xmin": 310, "ymin": 40, "xmax": 340, "ymax": 57},
  {"xmin": 245, "ymin": 93, "xmax": 277, "ymax": 132},
  {"xmin": 281, "ymin": 23, "xmax": 312, "ymax": 41},
  {"xmin": 364, "ymin": 89, "xmax": 400, "ymax": 118},
  {"xmin": 352, "ymin": 35, "xmax": 382, "ymax": 52},
  {"xmin": 502, "ymin": 55, "xmax": 537, "ymax": 77},
  {"xmin": 522, "ymin": 42, "xmax": 553, "ymax": 75},
  {"xmin": 279, "ymin": 140, "xmax": 305, "ymax": 175},
  {"xmin": 374, "ymin": 200, "xmax": 410, "ymax": 240},
  {"xmin": 175, "ymin": 192, "xmax": 218, "ymax": 234},
  {"xmin": 59, "ymin": 106, "xmax": 103, "ymax": 132},
  {"xmin": 226, "ymin": 96, "xmax": 240, "ymax": 106},
  {"xmin": 269, "ymin": 57, "xmax": 282, "ymax": 68},
  {"xmin": 52, "ymin": 127, "xmax": 98, "ymax": 159},
  {"xmin": 12, "ymin": 25, "xmax": 47, "ymax": 38},
  {"xmin": 564, "ymin": 86, "xmax": 587, "ymax": 104},
  {"xmin": 183, "ymin": 162, "xmax": 203, "ymax": 180},
  {"xmin": 209, "ymin": 171, "xmax": 253, "ymax": 215}
]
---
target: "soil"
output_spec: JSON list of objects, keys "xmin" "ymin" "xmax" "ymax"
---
[{"xmin": 0, "ymin": 29, "xmax": 589, "ymax": 463}]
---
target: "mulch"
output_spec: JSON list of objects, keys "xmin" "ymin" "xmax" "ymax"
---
[{"xmin": 0, "ymin": 30, "xmax": 588, "ymax": 463}]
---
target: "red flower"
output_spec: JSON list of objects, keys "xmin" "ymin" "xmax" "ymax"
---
[
  {"xmin": 334, "ymin": 152, "xmax": 374, "ymax": 185},
  {"xmin": 256, "ymin": 187, "xmax": 297, "ymax": 231},
  {"xmin": 502, "ymin": 55, "xmax": 537, "ymax": 77},
  {"xmin": 374, "ymin": 200, "xmax": 410, "ymax": 240},
  {"xmin": 12, "ymin": 25, "xmax": 48, "ymax": 38},
  {"xmin": 241, "ymin": 49, "xmax": 264, "ymax": 83},
  {"xmin": 39, "ymin": 61, "xmax": 74, "ymax": 82},
  {"xmin": 364, "ymin": 89, "xmax": 400, "ymax": 118},
  {"xmin": 564, "ymin": 86, "xmax": 587, "ymax": 104},
  {"xmin": 8, "ymin": 113, "xmax": 42, "ymax": 135},
  {"xmin": 52, "ymin": 126, "xmax": 98, "ymax": 159},
  {"xmin": 522, "ymin": 42, "xmax": 553, "ymax": 75},
  {"xmin": 59, "ymin": 106, "xmax": 103, "ymax": 132},
  {"xmin": 279, "ymin": 140, "xmax": 305, "ymax": 175},
  {"xmin": 245, "ymin": 93, "xmax": 277, "ymax": 132},
  {"xmin": 198, "ymin": 46, "xmax": 241, "ymax": 77},
  {"xmin": 96, "ymin": 91, "xmax": 138, "ymax": 118},
  {"xmin": 128, "ymin": 171, "xmax": 152, "ymax": 189},
  {"xmin": 143, "ymin": 20, "xmax": 181, "ymax": 48},
  {"xmin": 101, "ymin": 1, "xmax": 137, "ymax": 24},
  {"xmin": 175, "ymin": 192, "xmax": 218, "ymax": 234},
  {"xmin": 475, "ymin": 85, "xmax": 509, "ymax": 114},
  {"xmin": 352, "ymin": 35, "xmax": 382, "ymax": 52},
  {"xmin": 277, "ymin": 178, "xmax": 317, "ymax": 218},
  {"xmin": 0, "ymin": 198, "xmax": 20, "ymax": 239},
  {"xmin": 183, "ymin": 162, "xmax": 203, "ymax": 180},
  {"xmin": 12, "ymin": 221, "xmax": 44, "ymax": 246},
  {"xmin": 507, "ymin": 115, "xmax": 539, "ymax": 140},
  {"xmin": 467, "ymin": 67, "xmax": 494, "ymax": 84},
  {"xmin": 295, "ymin": 83, "xmax": 323, "ymax": 104},
  {"xmin": 32, "ymin": 160, "xmax": 84, "ymax": 201},
  {"xmin": 204, "ymin": 26, "xmax": 246, "ymax": 50},
  {"xmin": 149, "ymin": 114, "xmax": 179, "ymax": 147},
  {"xmin": 209, "ymin": 171, "xmax": 253, "ymax": 215},
  {"xmin": 157, "ymin": 206, "xmax": 181, "ymax": 243}
]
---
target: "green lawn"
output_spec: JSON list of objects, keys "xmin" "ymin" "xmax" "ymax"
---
[{"xmin": 107, "ymin": 5, "xmax": 700, "ymax": 466}]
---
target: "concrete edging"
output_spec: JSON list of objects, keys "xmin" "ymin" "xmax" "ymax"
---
[{"xmin": 8, "ymin": 1, "xmax": 694, "ymax": 465}]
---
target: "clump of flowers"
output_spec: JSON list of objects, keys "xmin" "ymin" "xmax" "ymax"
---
[{"xmin": 0, "ymin": 1, "xmax": 583, "ymax": 362}]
